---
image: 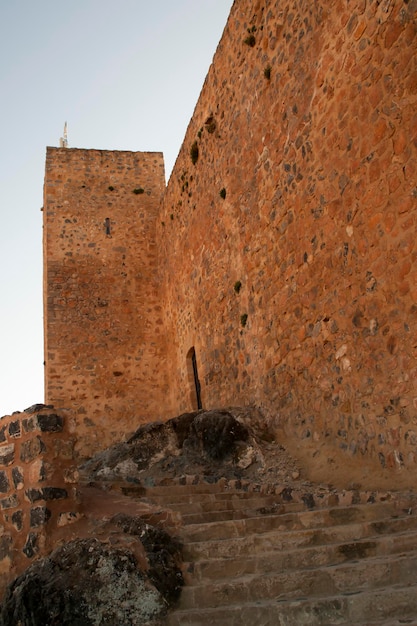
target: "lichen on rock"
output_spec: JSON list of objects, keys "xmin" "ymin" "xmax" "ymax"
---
[
  {"xmin": 0, "ymin": 538, "xmax": 172, "ymax": 626},
  {"xmin": 80, "ymin": 409, "xmax": 262, "ymax": 484}
]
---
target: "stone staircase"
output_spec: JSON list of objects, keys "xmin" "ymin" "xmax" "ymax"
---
[{"xmin": 135, "ymin": 478, "xmax": 417, "ymax": 625}]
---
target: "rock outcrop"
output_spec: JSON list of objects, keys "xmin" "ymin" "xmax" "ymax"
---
[
  {"xmin": 0, "ymin": 514, "xmax": 183, "ymax": 626},
  {"xmin": 81, "ymin": 409, "xmax": 265, "ymax": 485}
]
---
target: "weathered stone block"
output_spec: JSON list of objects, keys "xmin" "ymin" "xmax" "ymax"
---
[
  {"xmin": 11, "ymin": 466, "xmax": 24, "ymax": 490},
  {"xmin": 36, "ymin": 413, "xmax": 64, "ymax": 433},
  {"xmin": 20, "ymin": 437, "xmax": 46, "ymax": 463},
  {"xmin": 0, "ymin": 535, "xmax": 12, "ymax": 561},
  {"xmin": 24, "ymin": 404, "xmax": 53, "ymax": 414},
  {"xmin": 28, "ymin": 459, "xmax": 46, "ymax": 484},
  {"xmin": 42, "ymin": 487, "xmax": 68, "ymax": 501},
  {"xmin": 0, "ymin": 495, "xmax": 18, "ymax": 510},
  {"xmin": 23, "ymin": 532, "xmax": 39, "ymax": 559},
  {"xmin": 30, "ymin": 506, "xmax": 51, "ymax": 528},
  {"xmin": 22, "ymin": 417, "xmax": 36, "ymax": 433},
  {"xmin": 57, "ymin": 511, "xmax": 83, "ymax": 527},
  {"xmin": 26, "ymin": 487, "xmax": 67, "ymax": 503},
  {"xmin": 25, "ymin": 488, "xmax": 43, "ymax": 503},
  {"xmin": 11, "ymin": 510, "xmax": 23, "ymax": 532},
  {"xmin": 8, "ymin": 420, "xmax": 21, "ymax": 439},
  {"xmin": 53, "ymin": 439, "xmax": 75, "ymax": 460},
  {"xmin": 0, "ymin": 471, "xmax": 10, "ymax": 494},
  {"xmin": 63, "ymin": 467, "xmax": 79, "ymax": 483},
  {"xmin": 0, "ymin": 444, "xmax": 15, "ymax": 467}
]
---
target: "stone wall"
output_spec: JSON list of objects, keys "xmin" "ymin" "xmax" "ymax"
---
[
  {"xmin": 43, "ymin": 148, "xmax": 172, "ymax": 457},
  {"xmin": 158, "ymin": 0, "xmax": 417, "ymax": 469},
  {"xmin": 41, "ymin": 0, "xmax": 417, "ymax": 472},
  {"xmin": 0, "ymin": 406, "xmax": 78, "ymax": 594}
]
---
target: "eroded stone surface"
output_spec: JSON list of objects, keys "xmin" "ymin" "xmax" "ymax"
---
[
  {"xmin": 81, "ymin": 409, "xmax": 263, "ymax": 484},
  {"xmin": 0, "ymin": 445, "xmax": 14, "ymax": 467},
  {"xmin": 36, "ymin": 413, "xmax": 64, "ymax": 433},
  {"xmin": 113, "ymin": 513, "xmax": 184, "ymax": 605},
  {"xmin": 0, "ymin": 473, "xmax": 9, "ymax": 494},
  {"xmin": 0, "ymin": 538, "xmax": 171, "ymax": 626}
]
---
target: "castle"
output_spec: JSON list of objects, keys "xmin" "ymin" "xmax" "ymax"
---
[
  {"xmin": 43, "ymin": 0, "xmax": 417, "ymax": 469},
  {"xmin": 0, "ymin": 0, "xmax": 415, "ymax": 608}
]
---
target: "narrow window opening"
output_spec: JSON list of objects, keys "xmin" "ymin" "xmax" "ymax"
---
[
  {"xmin": 105, "ymin": 217, "xmax": 111, "ymax": 236},
  {"xmin": 186, "ymin": 347, "xmax": 202, "ymax": 410}
]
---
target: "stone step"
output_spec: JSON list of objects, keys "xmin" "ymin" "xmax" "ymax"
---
[
  {"xmin": 166, "ymin": 583, "xmax": 417, "ymax": 625},
  {"xmin": 141, "ymin": 483, "xmax": 417, "ymax": 625},
  {"xmin": 180, "ymin": 501, "xmax": 415, "ymax": 540},
  {"xmin": 177, "ymin": 551, "xmax": 417, "ymax": 609},
  {"xmin": 138, "ymin": 481, "xmax": 416, "ymax": 508},
  {"xmin": 145, "ymin": 481, "xmax": 244, "ymax": 496},
  {"xmin": 178, "ymin": 497, "xmax": 414, "ymax": 525},
  {"xmin": 142, "ymin": 484, "xmax": 321, "ymax": 503},
  {"xmin": 121, "ymin": 481, "xmax": 417, "ymax": 525},
  {"xmin": 182, "ymin": 512, "xmax": 417, "ymax": 560},
  {"xmin": 183, "ymin": 528, "xmax": 417, "ymax": 583},
  {"xmin": 142, "ymin": 493, "xmax": 306, "ymax": 516},
  {"xmin": 178, "ymin": 502, "xmax": 307, "ymax": 525},
  {"xmin": 376, "ymin": 622, "xmax": 417, "ymax": 626}
]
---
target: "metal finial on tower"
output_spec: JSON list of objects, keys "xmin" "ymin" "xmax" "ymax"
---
[{"xmin": 59, "ymin": 122, "xmax": 68, "ymax": 148}]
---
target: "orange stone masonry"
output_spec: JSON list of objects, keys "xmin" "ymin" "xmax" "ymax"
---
[
  {"xmin": 158, "ymin": 0, "xmax": 417, "ymax": 470},
  {"xmin": 0, "ymin": 408, "xmax": 78, "ymax": 592},
  {"xmin": 43, "ymin": 148, "xmax": 171, "ymax": 456},
  {"xmin": 42, "ymin": 0, "xmax": 417, "ymax": 471},
  {"xmin": 1, "ymin": 0, "xmax": 414, "ymax": 612}
]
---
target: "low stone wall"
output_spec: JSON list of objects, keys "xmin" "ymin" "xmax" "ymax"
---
[{"xmin": 0, "ymin": 406, "xmax": 79, "ymax": 596}]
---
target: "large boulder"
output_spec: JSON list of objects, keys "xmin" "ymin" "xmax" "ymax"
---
[
  {"xmin": 182, "ymin": 410, "xmax": 249, "ymax": 461},
  {"xmin": 0, "ymin": 517, "xmax": 183, "ymax": 626},
  {"xmin": 81, "ymin": 409, "xmax": 259, "ymax": 483},
  {"xmin": 112, "ymin": 513, "xmax": 183, "ymax": 606}
]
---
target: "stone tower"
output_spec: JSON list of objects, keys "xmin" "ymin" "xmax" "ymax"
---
[{"xmin": 43, "ymin": 147, "xmax": 170, "ymax": 454}]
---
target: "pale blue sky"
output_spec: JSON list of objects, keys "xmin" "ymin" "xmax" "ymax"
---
[{"xmin": 0, "ymin": 0, "xmax": 233, "ymax": 416}]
